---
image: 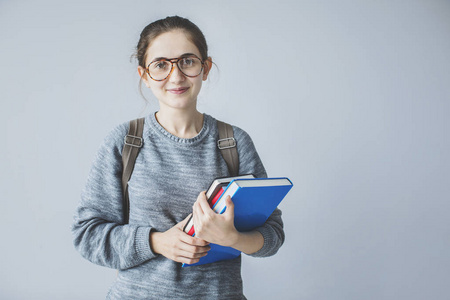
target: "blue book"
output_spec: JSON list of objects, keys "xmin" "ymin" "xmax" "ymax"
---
[{"xmin": 183, "ymin": 177, "xmax": 293, "ymax": 267}]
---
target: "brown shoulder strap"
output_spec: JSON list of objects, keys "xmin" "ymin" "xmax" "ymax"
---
[
  {"xmin": 121, "ymin": 117, "xmax": 145, "ymax": 224},
  {"xmin": 217, "ymin": 120, "xmax": 239, "ymax": 177}
]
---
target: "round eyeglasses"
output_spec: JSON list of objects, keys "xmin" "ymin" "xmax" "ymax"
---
[{"xmin": 146, "ymin": 55, "xmax": 204, "ymax": 81}]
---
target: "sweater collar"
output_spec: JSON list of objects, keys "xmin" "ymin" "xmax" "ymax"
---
[{"xmin": 146, "ymin": 112, "xmax": 213, "ymax": 145}]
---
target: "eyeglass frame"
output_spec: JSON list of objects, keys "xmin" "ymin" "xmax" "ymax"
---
[{"xmin": 145, "ymin": 54, "xmax": 205, "ymax": 81}]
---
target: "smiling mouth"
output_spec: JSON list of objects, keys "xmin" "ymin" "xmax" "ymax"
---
[{"xmin": 167, "ymin": 87, "xmax": 189, "ymax": 94}]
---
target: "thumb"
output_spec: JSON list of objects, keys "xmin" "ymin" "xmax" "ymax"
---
[{"xmin": 224, "ymin": 196, "xmax": 235, "ymax": 217}]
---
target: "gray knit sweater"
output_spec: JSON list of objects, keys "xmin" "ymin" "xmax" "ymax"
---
[{"xmin": 72, "ymin": 113, "xmax": 284, "ymax": 299}]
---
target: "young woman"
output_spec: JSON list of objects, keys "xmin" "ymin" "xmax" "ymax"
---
[{"xmin": 72, "ymin": 16, "xmax": 284, "ymax": 299}]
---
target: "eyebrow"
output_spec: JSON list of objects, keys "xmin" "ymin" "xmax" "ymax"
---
[{"xmin": 151, "ymin": 53, "xmax": 197, "ymax": 62}]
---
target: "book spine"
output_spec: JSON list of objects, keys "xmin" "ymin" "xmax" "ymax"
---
[
  {"xmin": 209, "ymin": 187, "xmax": 225, "ymax": 207},
  {"xmin": 184, "ymin": 218, "xmax": 194, "ymax": 235},
  {"xmin": 212, "ymin": 183, "xmax": 240, "ymax": 214},
  {"xmin": 187, "ymin": 226, "xmax": 195, "ymax": 236}
]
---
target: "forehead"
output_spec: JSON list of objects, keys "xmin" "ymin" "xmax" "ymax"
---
[{"xmin": 146, "ymin": 30, "xmax": 201, "ymax": 62}]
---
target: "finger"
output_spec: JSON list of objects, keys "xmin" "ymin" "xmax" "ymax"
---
[
  {"xmin": 178, "ymin": 250, "xmax": 209, "ymax": 260},
  {"xmin": 180, "ymin": 231, "xmax": 210, "ymax": 246},
  {"xmin": 197, "ymin": 191, "xmax": 213, "ymax": 212},
  {"xmin": 182, "ymin": 243, "xmax": 211, "ymax": 255},
  {"xmin": 192, "ymin": 202, "xmax": 201, "ymax": 233},
  {"xmin": 177, "ymin": 242, "xmax": 210, "ymax": 257},
  {"xmin": 192, "ymin": 199, "xmax": 204, "ymax": 217},
  {"xmin": 176, "ymin": 253, "xmax": 207, "ymax": 265},
  {"xmin": 172, "ymin": 247, "xmax": 208, "ymax": 265},
  {"xmin": 192, "ymin": 204, "xmax": 213, "ymax": 241},
  {"xmin": 192, "ymin": 197, "xmax": 209, "ymax": 233}
]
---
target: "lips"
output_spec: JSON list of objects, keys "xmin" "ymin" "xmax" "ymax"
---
[{"xmin": 167, "ymin": 87, "xmax": 189, "ymax": 94}]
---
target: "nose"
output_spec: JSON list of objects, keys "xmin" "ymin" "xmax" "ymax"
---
[{"xmin": 168, "ymin": 63, "xmax": 186, "ymax": 83}]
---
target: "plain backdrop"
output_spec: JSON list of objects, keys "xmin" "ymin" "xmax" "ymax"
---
[{"xmin": 1, "ymin": 0, "xmax": 449, "ymax": 299}]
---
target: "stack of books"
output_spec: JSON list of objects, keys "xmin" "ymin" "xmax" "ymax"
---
[{"xmin": 182, "ymin": 174, "xmax": 293, "ymax": 267}]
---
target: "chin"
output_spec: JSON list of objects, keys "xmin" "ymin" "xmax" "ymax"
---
[
  {"xmin": 167, "ymin": 93, "xmax": 197, "ymax": 102},
  {"xmin": 163, "ymin": 98, "xmax": 197, "ymax": 110}
]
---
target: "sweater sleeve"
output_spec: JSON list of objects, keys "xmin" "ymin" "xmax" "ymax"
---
[
  {"xmin": 232, "ymin": 126, "xmax": 285, "ymax": 258},
  {"xmin": 71, "ymin": 123, "xmax": 157, "ymax": 270}
]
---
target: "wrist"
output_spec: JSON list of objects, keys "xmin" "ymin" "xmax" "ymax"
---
[
  {"xmin": 229, "ymin": 230, "xmax": 264, "ymax": 255},
  {"xmin": 149, "ymin": 231, "xmax": 162, "ymax": 255},
  {"xmin": 228, "ymin": 230, "xmax": 242, "ymax": 249}
]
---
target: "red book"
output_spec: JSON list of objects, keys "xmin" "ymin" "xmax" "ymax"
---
[{"xmin": 209, "ymin": 187, "xmax": 225, "ymax": 207}]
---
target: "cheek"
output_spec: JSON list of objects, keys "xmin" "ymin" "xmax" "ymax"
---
[
  {"xmin": 191, "ymin": 77, "xmax": 204, "ymax": 90},
  {"xmin": 148, "ymin": 81, "xmax": 165, "ymax": 92}
]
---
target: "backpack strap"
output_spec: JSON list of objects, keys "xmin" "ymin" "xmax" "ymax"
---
[
  {"xmin": 217, "ymin": 120, "xmax": 239, "ymax": 177},
  {"xmin": 121, "ymin": 117, "xmax": 144, "ymax": 224}
]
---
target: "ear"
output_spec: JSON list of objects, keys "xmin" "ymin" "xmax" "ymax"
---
[
  {"xmin": 137, "ymin": 66, "xmax": 151, "ymax": 88},
  {"xmin": 202, "ymin": 57, "xmax": 213, "ymax": 81}
]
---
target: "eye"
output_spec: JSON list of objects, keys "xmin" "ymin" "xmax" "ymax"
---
[
  {"xmin": 180, "ymin": 57, "xmax": 195, "ymax": 67},
  {"xmin": 151, "ymin": 60, "xmax": 169, "ymax": 70}
]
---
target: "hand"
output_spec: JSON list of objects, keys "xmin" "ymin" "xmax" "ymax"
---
[
  {"xmin": 192, "ymin": 191, "xmax": 239, "ymax": 247},
  {"xmin": 150, "ymin": 214, "xmax": 210, "ymax": 265}
]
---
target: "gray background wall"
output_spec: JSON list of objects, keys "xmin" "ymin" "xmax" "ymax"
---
[{"xmin": 1, "ymin": 0, "xmax": 449, "ymax": 299}]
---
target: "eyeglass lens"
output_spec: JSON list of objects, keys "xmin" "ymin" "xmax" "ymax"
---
[{"xmin": 148, "ymin": 56, "xmax": 203, "ymax": 80}]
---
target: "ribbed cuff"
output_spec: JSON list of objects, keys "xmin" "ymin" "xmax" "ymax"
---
[
  {"xmin": 135, "ymin": 226, "xmax": 157, "ymax": 262},
  {"xmin": 248, "ymin": 226, "xmax": 273, "ymax": 258}
]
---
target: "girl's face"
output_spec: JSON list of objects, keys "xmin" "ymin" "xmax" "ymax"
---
[{"xmin": 139, "ymin": 30, "xmax": 211, "ymax": 111}]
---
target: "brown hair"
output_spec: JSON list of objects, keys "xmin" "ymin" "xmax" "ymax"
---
[{"xmin": 135, "ymin": 16, "xmax": 209, "ymax": 68}]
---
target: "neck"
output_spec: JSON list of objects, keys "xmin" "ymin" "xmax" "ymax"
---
[{"xmin": 155, "ymin": 107, "xmax": 204, "ymax": 139}]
